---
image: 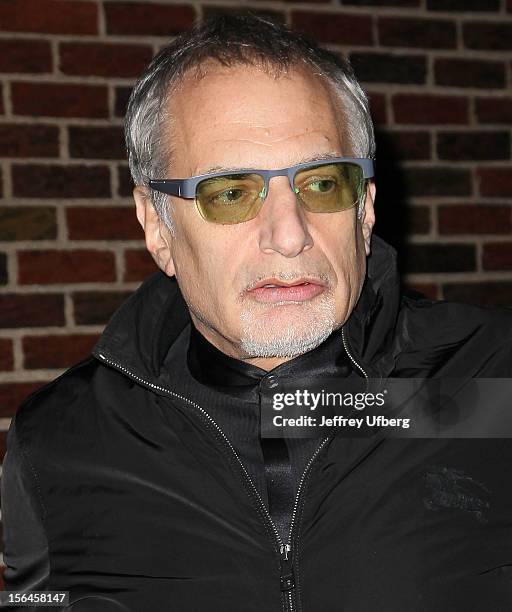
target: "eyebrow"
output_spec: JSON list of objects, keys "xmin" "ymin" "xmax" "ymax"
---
[{"xmin": 199, "ymin": 152, "xmax": 341, "ymax": 176}]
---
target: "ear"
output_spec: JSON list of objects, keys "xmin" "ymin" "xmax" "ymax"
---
[
  {"xmin": 361, "ymin": 181, "xmax": 376, "ymax": 256},
  {"xmin": 133, "ymin": 186, "xmax": 176, "ymax": 277}
]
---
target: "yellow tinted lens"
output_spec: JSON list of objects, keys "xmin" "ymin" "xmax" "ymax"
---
[
  {"xmin": 196, "ymin": 173, "xmax": 265, "ymax": 224},
  {"xmin": 294, "ymin": 163, "xmax": 364, "ymax": 213}
]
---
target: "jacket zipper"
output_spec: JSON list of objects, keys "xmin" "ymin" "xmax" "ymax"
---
[
  {"xmin": 341, "ymin": 327, "xmax": 368, "ymax": 378},
  {"xmin": 285, "ymin": 328, "xmax": 369, "ymax": 611},
  {"xmin": 281, "ymin": 436, "xmax": 331, "ymax": 612},
  {"xmin": 96, "ymin": 328, "xmax": 367, "ymax": 612}
]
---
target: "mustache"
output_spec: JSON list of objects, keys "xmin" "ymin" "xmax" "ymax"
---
[{"xmin": 241, "ymin": 270, "xmax": 333, "ymax": 294}]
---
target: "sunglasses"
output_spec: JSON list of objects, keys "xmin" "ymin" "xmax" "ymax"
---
[{"xmin": 149, "ymin": 157, "xmax": 374, "ymax": 225}]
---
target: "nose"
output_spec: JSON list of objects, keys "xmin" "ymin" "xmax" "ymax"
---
[{"xmin": 258, "ymin": 176, "xmax": 314, "ymax": 258}]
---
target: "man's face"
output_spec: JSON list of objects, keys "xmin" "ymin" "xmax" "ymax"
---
[{"xmin": 135, "ymin": 62, "xmax": 375, "ymax": 370}]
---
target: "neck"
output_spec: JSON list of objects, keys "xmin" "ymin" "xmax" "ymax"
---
[{"xmin": 239, "ymin": 354, "xmax": 294, "ymax": 371}]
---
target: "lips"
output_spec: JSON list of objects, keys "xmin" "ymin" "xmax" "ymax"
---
[{"xmin": 247, "ymin": 277, "xmax": 326, "ymax": 303}]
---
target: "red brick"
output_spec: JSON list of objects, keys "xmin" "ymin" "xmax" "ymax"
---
[
  {"xmin": 402, "ymin": 282, "xmax": 439, "ymax": 300},
  {"xmin": 439, "ymin": 205, "xmax": 511, "ymax": 235},
  {"xmin": 406, "ymin": 205, "xmax": 431, "ymax": 234},
  {"xmin": 0, "ymin": 339, "xmax": 13, "ymax": 371},
  {"xmin": 392, "ymin": 94, "xmax": 469, "ymax": 125},
  {"xmin": 104, "ymin": 2, "xmax": 195, "ymax": 36},
  {"xmin": 0, "ymin": 382, "xmax": 47, "ymax": 418},
  {"xmin": 367, "ymin": 91, "xmax": 387, "ymax": 125},
  {"xmin": 378, "ymin": 17, "xmax": 456, "ymax": 49},
  {"xmin": 0, "ymin": 207, "xmax": 56, "ymax": 241},
  {"xmin": 0, "ymin": 39, "xmax": 52, "ymax": 73},
  {"xmin": 0, "ymin": 294, "xmax": 65, "ymax": 328},
  {"xmin": 202, "ymin": 6, "xmax": 286, "ymax": 23},
  {"xmin": 443, "ymin": 282, "xmax": 512, "ymax": 307},
  {"xmin": 463, "ymin": 22, "xmax": 512, "ymax": 51},
  {"xmin": 0, "ymin": 0, "xmax": 97, "ymax": 35},
  {"xmin": 482, "ymin": 242, "xmax": 512, "ymax": 271},
  {"xmin": 0, "ymin": 124, "xmax": 59, "ymax": 158},
  {"xmin": 346, "ymin": 0, "xmax": 419, "ymax": 5},
  {"xmin": 387, "ymin": 131, "xmax": 431, "ymax": 160},
  {"xmin": 66, "ymin": 207, "xmax": 142, "ymax": 240},
  {"xmin": 253, "ymin": 0, "xmax": 329, "ymax": 3},
  {"xmin": 351, "ymin": 53, "xmax": 426, "ymax": 84},
  {"xmin": 12, "ymin": 164, "xmax": 111, "ymax": 199},
  {"xmin": 23, "ymin": 334, "xmax": 99, "ymax": 369},
  {"xmin": 73, "ymin": 291, "xmax": 132, "ymax": 325},
  {"xmin": 0, "ymin": 252, "xmax": 6, "ymax": 285},
  {"xmin": 115, "ymin": 87, "xmax": 133, "ymax": 118},
  {"xmin": 0, "ymin": 206, "xmax": 57, "ymax": 241},
  {"xmin": 291, "ymin": 12, "xmax": 373, "ymax": 46},
  {"xmin": 118, "ymin": 165, "xmax": 135, "ymax": 198},
  {"xmin": 0, "ymin": 251, "xmax": 5, "ymax": 282},
  {"xmin": 435, "ymin": 58, "xmax": 506, "ymax": 89},
  {"xmin": 69, "ymin": 126, "xmax": 125, "ymax": 160},
  {"xmin": 18, "ymin": 250, "xmax": 116, "ymax": 285},
  {"xmin": 478, "ymin": 168, "xmax": 512, "ymax": 197},
  {"xmin": 475, "ymin": 98, "xmax": 512, "ymax": 125},
  {"xmin": 124, "ymin": 249, "xmax": 157, "ymax": 282},
  {"xmin": 403, "ymin": 167, "xmax": 472, "ymax": 197},
  {"xmin": 404, "ymin": 244, "xmax": 475, "ymax": 274},
  {"xmin": 428, "ymin": 0, "xmax": 499, "ymax": 9},
  {"xmin": 0, "ymin": 432, "xmax": 6, "ymax": 462},
  {"xmin": 60, "ymin": 42, "xmax": 153, "ymax": 78},
  {"xmin": 437, "ymin": 131, "xmax": 510, "ymax": 161},
  {"xmin": 11, "ymin": 82, "xmax": 108, "ymax": 119}
]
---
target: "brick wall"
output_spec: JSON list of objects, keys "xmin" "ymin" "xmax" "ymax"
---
[{"xmin": 0, "ymin": 0, "xmax": 511, "ymax": 581}]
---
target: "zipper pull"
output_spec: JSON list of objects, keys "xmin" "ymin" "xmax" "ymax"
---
[{"xmin": 279, "ymin": 544, "xmax": 295, "ymax": 591}]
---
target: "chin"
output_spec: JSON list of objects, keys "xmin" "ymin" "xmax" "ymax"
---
[{"xmin": 238, "ymin": 295, "xmax": 337, "ymax": 358}]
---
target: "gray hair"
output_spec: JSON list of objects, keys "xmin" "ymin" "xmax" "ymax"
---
[{"xmin": 124, "ymin": 14, "xmax": 376, "ymax": 231}]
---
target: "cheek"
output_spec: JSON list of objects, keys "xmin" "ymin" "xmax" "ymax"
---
[
  {"xmin": 322, "ymin": 216, "xmax": 360, "ymax": 276},
  {"xmin": 172, "ymin": 220, "xmax": 238, "ymax": 311},
  {"xmin": 170, "ymin": 217, "xmax": 209, "ymax": 302},
  {"xmin": 320, "ymin": 217, "xmax": 366, "ymax": 310}
]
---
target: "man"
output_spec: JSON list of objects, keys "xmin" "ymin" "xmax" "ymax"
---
[{"xmin": 2, "ymin": 14, "xmax": 512, "ymax": 612}]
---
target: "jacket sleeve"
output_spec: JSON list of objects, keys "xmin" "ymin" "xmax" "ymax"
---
[
  {"xmin": 1, "ymin": 415, "xmax": 50, "ymax": 596},
  {"xmin": 1, "ymin": 418, "xmax": 131, "ymax": 612}
]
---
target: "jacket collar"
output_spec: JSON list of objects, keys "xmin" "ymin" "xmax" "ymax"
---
[
  {"xmin": 92, "ymin": 234, "xmax": 401, "ymax": 385},
  {"xmin": 345, "ymin": 235, "xmax": 402, "ymax": 377}
]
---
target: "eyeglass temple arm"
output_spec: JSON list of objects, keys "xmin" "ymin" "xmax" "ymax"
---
[
  {"xmin": 359, "ymin": 159, "xmax": 375, "ymax": 180},
  {"xmin": 148, "ymin": 180, "xmax": 182, "ymax": 197}
]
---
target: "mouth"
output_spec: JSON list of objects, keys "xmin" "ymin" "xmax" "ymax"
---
[{"xmin": 246, "ymin": 277, "xmax": 327, "ymax": 304}]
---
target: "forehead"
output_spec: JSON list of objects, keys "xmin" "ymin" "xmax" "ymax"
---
[{"xmin": 165, "ymin": 61, "xmax": 348, "ymax": 173}]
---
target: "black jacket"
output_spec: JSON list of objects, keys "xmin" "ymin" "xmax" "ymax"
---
[{"xmin": 2, "ymin": 235, "xmax": 512, "ymax": 612}]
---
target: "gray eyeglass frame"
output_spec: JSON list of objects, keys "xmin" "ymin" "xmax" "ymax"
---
[{"xmin": 148, "ymin": 157, "xmax": 374, "ymax": 199}]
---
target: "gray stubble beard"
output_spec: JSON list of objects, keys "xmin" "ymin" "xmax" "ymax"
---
[{"xmin": 239, "ymin": 290, "xmax": 337, "ymax": 358}]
